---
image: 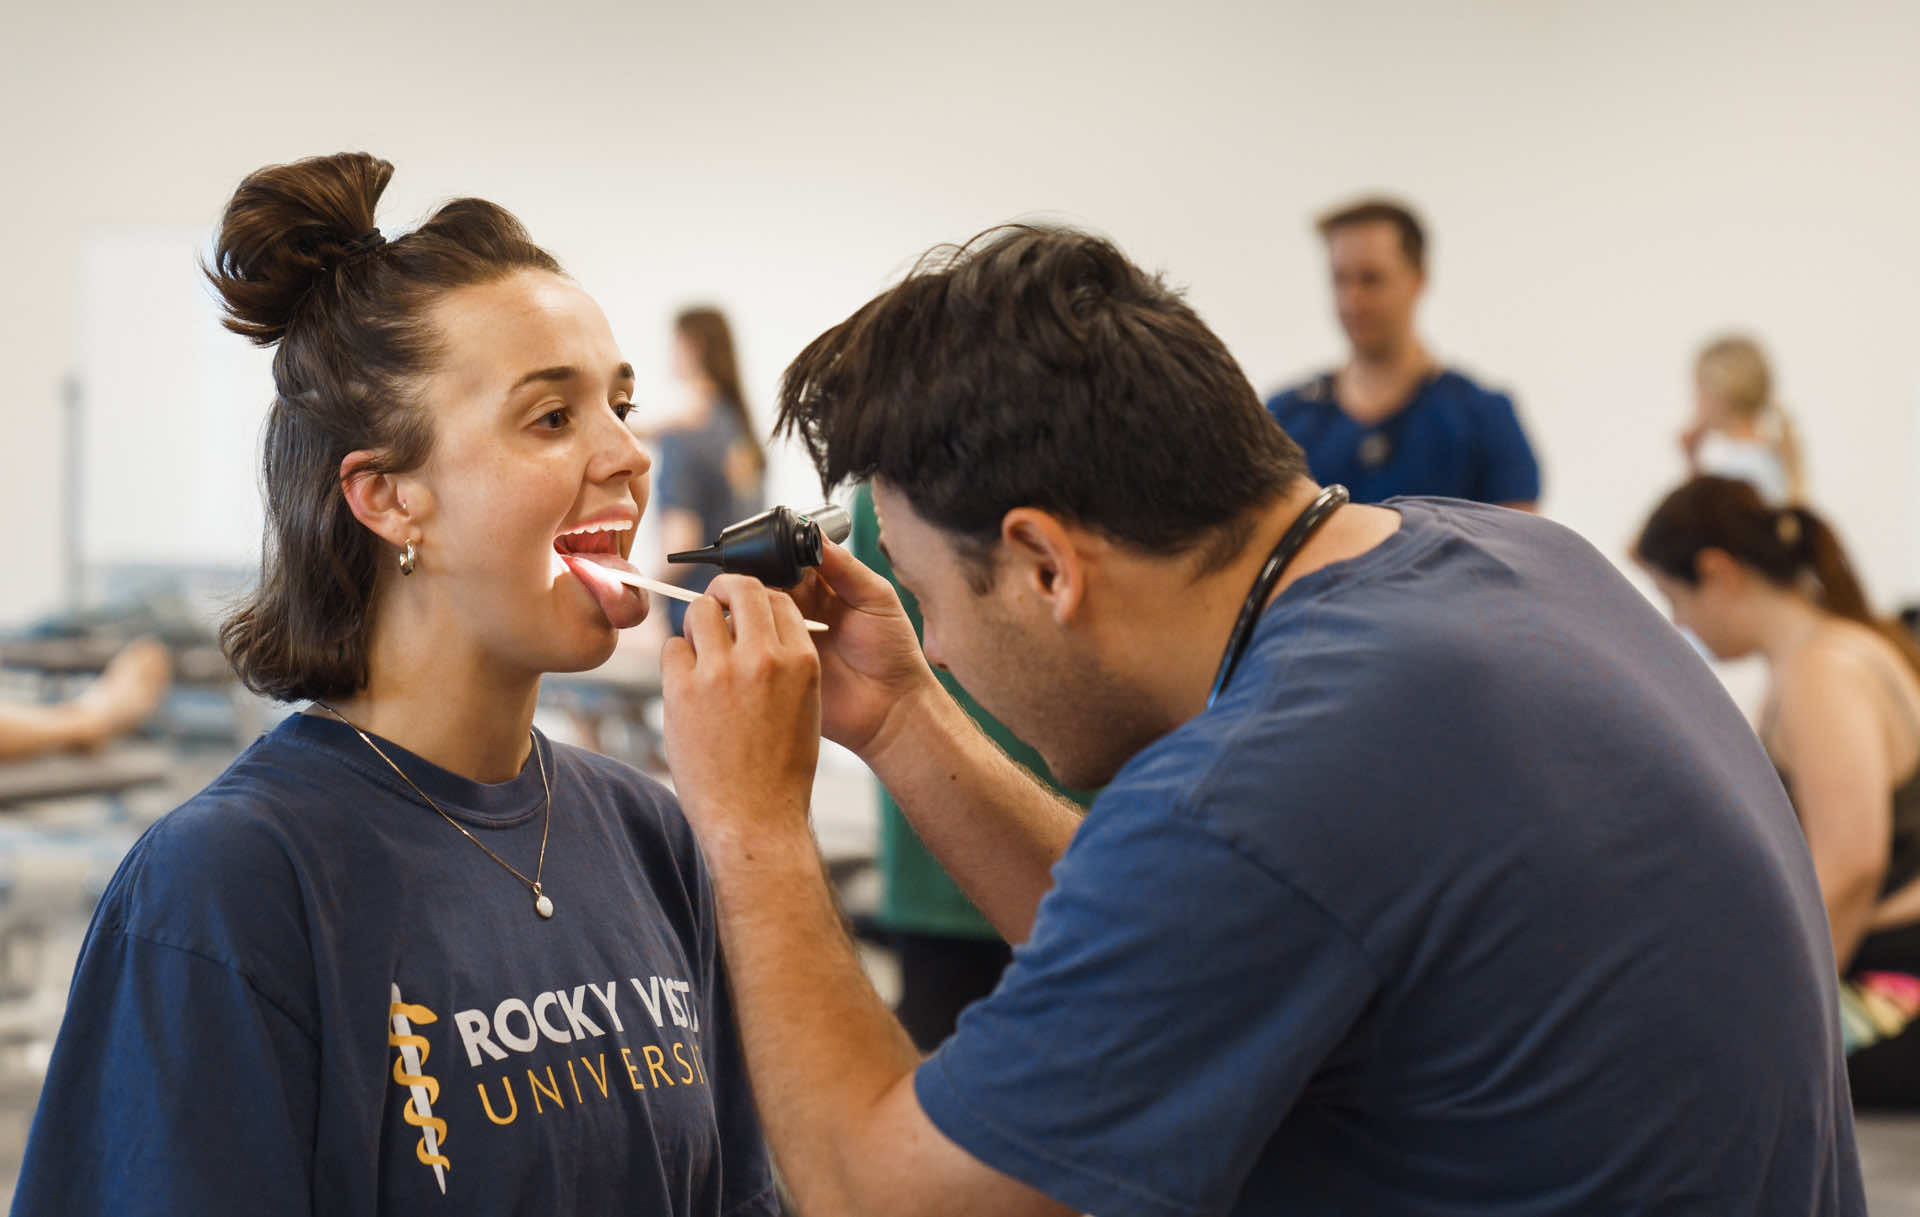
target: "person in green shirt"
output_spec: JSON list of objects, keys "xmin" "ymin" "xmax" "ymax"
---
[{"xmin": 849, "ymin": 484, "xmax": 1097, "ymax": 1048}]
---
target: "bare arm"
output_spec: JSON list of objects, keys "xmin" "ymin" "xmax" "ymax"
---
[
  {"xmin": 1773, "ymin": 651, "xmax": 1895, "ymax": 971},
  {"xmin": 859, "ymin": 680, "xmax": 1081, "ymax": 942},
  {"xmin": 0, "ymin": 702, "xmax": 107, "ymax": 762},
  {"xmin": 661, "ymin": 579, "xmax": 1073, "ymax": 1217},
  {"xmin": 0, "ymin": 639, "xmax": 170, "ymax": 763},
  {"xmin": 1873, "ymin": 873, "xmax": 1920, "ymax": 933},
  {"xmin": 792, "ymin": 542, "xmax": 1082, "ymax": 942}
]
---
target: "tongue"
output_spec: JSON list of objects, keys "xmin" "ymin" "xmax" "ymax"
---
[{"xmin": 560, "ymin": 553, "xmax": 650, "ymax": 630}]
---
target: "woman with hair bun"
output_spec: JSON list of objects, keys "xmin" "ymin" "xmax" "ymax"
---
[
  {"xmin": 1636, "ymin": 475, "xmax": 1920, "ymax": 1108},
  {"xmin": 11, "ymin": 154, "xmax": 776, "ymax": 1215}
]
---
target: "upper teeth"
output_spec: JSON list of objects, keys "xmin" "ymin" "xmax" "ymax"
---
[{"xmin": 561, "ymin": 521, "xmax": 634, "ymax": 537}]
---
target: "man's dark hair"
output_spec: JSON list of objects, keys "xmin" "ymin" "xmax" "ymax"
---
[
  {"xmin": 774, "ymin": 224, "xmax": 1306, "ymax": 589},
  {"xmin": 1315, "ymin": 197, "xmax": 1426, "ymax": 273}
]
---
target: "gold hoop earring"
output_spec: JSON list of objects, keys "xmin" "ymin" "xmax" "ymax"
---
[{"xmin": 399, "ymin": 539, "xmax": 418, "ymax": 576}]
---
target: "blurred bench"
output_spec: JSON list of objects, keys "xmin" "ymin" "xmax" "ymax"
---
[{"xmin": 0, "ymin": 747, "xmax": 172, "ymax": 812}]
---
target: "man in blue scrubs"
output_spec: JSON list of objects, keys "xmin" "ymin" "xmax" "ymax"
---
[
  {"xmin": 658, "ymin": 225, "xmax": 1861, "ymax": 1217},
  {"xmin": 1268, "ymin": 197, "xmax": 1542, "ymax": 508}
]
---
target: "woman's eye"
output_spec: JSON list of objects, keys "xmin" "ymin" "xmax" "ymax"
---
[
  {"xmin": 613, "ymin": 400, "xmax": 634, "ymax": 421},
  {"xmin": 539, "ymin": 408, "xmax": 569, "ymax": 430}
]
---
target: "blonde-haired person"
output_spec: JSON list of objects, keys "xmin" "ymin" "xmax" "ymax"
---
[
  {"xmin": 1680, "ymin": 334, "xmax": 1806, "ymax": 505},
  {"xmin": 10, "ymin": 154, "xmax": 775, "ymax": 1216}
]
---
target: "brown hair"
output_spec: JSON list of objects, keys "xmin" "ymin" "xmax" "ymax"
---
[
  {"xmin": 1695, "ymin": 334, "xmax": 1805, "ymax": 502},
  {"xmin": 674, "ymin": 306, "xmax": 765, "ymax": 476},
  {"xmin": 1316, "ymin": 196, "xmax": 1427, "ymax": 273},
  {"xmin": 775, "ymin": 224, "xmax": 1306, "ymax": 591},
  {"xmin": 1635, "ymin": 476, "xmax": 1920, "ymax": 679},
  {"xmin": 207, "ymin": 152, "xmax": 563, "ymax": 702}
]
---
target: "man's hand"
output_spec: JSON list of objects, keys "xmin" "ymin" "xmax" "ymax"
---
[
  {"xmin": 786, "ymin": 542, "xmax": 945, "ymax": 759},
  {"xmin": 661, "ymin": 576, "xmax": 823, "ymax": 847}
]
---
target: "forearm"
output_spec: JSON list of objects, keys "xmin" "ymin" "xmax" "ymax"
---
[
  {"xmin": 0, "ymin": 703, "xmax": 98, "ymax": 762},
  {"xmin": 1871, "ymin": 874, "xmax": 1920, "ymax": 933},
  {"xmin": 1822, "ymin": 867, "xmax": 1880, "ymax": 973},
  {"xmin": 863, "ymin": 683, "xmax": 1083, "ymax": 944},
  {"xmin": 702, "ymin": 822, "xmax": 923, "ymax": 1217}
]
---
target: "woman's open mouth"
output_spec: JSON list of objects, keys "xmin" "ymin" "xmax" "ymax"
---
[
  {"xmin": 553, "ymin": 517, "xmax": 646, "ymax": 629},
  {"xmin": 553, "ymin": 518, "xmax": 633, "ymax": 558}
]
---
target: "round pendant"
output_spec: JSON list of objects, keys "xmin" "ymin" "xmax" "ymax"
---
[{"xmin": 535, "ymin": 893, "xmax": 554, "ymax": 919}]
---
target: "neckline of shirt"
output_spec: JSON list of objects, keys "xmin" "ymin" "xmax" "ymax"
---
[{"xmin": 276, "ymin": 712, "xmax": 552, "ymax": 829}]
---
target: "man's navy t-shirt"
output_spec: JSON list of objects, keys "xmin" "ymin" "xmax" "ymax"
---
[
  {"xmin": 916, "ymin": 499, "xmax": 1861, "ymax": 1217},
  {"xmin": 1267, "ymin": 370, "xmax": 1541, "ymax": 504}
]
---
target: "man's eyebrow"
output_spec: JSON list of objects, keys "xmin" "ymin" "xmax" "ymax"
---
[{"xmin": 509, "ymin": 363, "xmax": 636, "ymax": 393}]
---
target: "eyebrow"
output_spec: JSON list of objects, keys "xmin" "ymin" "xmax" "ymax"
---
[{"xmin": 509, "ymin": 362, "xmax": 636, "ymax": 393}]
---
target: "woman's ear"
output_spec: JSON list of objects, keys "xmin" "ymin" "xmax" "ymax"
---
[
  {"xmin": 1693, "ymin": 547, "xmax": 1745, "ymax": 592},
  {"xmin": 339, "ymin": 451, "xmax": 423, "ymax": 549}
]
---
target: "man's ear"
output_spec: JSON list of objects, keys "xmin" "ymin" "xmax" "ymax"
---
[
  {"xmin": 339, "ymin": 451, "xmax": 426, "ymax": 550},
  {"xmin": 1000, "ymin": 508, "xmax": 1086, "ymax": 626}
]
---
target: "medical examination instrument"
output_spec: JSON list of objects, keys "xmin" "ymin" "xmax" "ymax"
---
[
  {"xmin": 1206, "ymin": 484, "xmax": 1351, "ymax": 708},
  {"xmin": 667, "ymin": 503, "xmax": 853, "ymax": 589}
]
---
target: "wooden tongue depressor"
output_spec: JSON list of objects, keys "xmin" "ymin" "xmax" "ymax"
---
[{"xmin": 583, "ymin": 560, "xmax": 831, "ymax": 633}]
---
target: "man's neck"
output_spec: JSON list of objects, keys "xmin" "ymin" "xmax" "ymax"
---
[
  {"xmin": 1338, "ymin": 338, "xmax": 1435, "ymax": 425},
  {"xmin": 1116, "ymin": 482, "xmax": 1404, "ymax": 728}
]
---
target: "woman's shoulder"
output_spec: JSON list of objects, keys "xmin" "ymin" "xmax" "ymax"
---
[
  {"xmin": 86, "ymin": 742, "xmax": 328, "ymax": 1004},
  {"xmin": 1771, "ymin": 622, "xmax": 1914, "ymax": 749}
]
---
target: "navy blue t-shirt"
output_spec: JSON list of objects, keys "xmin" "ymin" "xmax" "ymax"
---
[
  {"xmin": 1267, "ymin": 370, "xmax": 1541, "ymax": 504},
  {"xmin": 14, "ymin": 715, "xmax": 776, "ymax": 1217},
  {"xmin": 916, "ymin": 499, "xmax": 1861, "ymax": 1217}
]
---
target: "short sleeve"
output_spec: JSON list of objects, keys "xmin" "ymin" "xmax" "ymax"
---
[
  {"xmin": 1468, "ymin": 392, "xmax": 1542, "ymax": 505},
  {"xmin": 12, "ymin": 929, "xmax": 320, "ymax": 1216},
  {"xmin": 914, "ymin": 811, "xmax": 1378, "ymax": 1217}
]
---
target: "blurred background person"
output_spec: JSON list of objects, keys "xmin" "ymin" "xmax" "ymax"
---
[
  {"xmin": 649, "ymin": 307, "xmax": 766, "ymax": 634},
  {"xmin": 1266, "ymin": 197, "xmax": 1542, "ymax": 510},
  {"xmin": 1681, "ymin": 333, "xmax": 1805, "ymax": 505},
  {"xmin": 0, "ymin": 637, "xmax": 169, "ymax": 762},
  {"xmin": 847, "ymin": 484, "xmax": 1096, "ymax": 1048},
  {"xmin": 1636, "ymin": 475, "xmax": 1920, "ymax": 1109}
]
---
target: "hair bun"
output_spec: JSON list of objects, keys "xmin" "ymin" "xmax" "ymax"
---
[{"xmin": 205, "ymin": 152, "xmax": 395, "ymax": 346}]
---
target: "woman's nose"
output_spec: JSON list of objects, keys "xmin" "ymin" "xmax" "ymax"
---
[{"xmin": 592, "ymin": 407, "xmax": 652, "ymax": 482}]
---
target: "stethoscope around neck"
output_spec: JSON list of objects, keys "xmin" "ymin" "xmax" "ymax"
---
[{"xmin": 1205, "ymin": 484, "xmax": 1351, "ymax": 709}]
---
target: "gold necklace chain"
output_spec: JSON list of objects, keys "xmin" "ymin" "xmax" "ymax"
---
[{"xmin": 314, "ymin": 702, "xmax": 556, "ymax": 919}]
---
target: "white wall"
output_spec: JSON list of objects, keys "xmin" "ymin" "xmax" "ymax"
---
[{"xmin": 3, "ymin": 0, "xmax": 1916, "ymax": 626}]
